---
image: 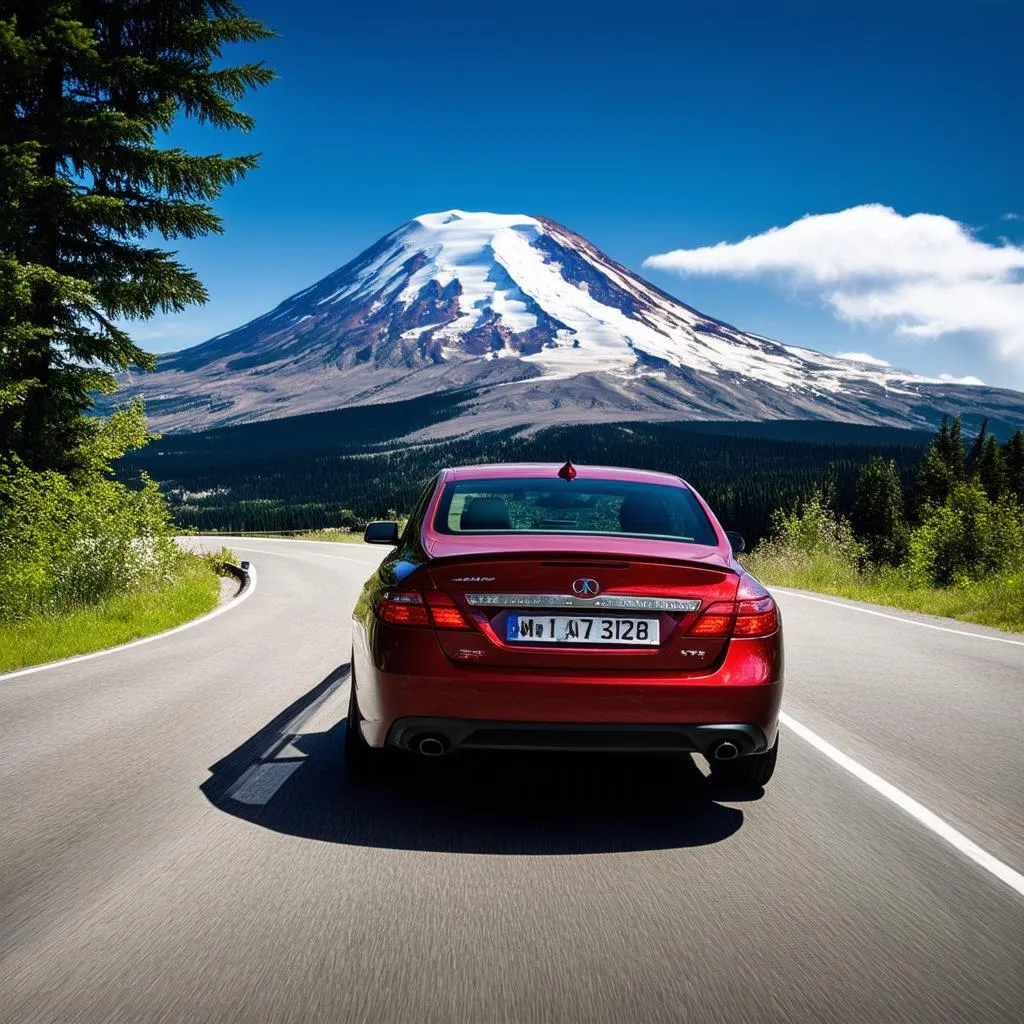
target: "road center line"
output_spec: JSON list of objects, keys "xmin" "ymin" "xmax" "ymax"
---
[
  {"xmin": 780, "ymin": 711, "xmax": 1024, "ymax": 898},
  {"xmin": 773, "ymin": 588, "xmax": 1024, "ymax": 647}
]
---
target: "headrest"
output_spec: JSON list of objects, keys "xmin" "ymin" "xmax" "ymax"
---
[
  {"xmin": 618, "ymin": 495, "xmax": 672, "ymax": 536},
  {"xmin": 460, "ymin": 496, "xmax": 513, "ymax": 531}
]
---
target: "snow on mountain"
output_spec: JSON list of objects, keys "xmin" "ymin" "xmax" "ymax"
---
[{"xmin": 115, "ymin": 210, "xmax": 1024, "ymax": 436}]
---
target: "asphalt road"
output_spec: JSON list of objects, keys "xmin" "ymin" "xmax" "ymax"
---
[{"xmin": 1, "ymin": 536, "xmax": 1022, "ymax": 1024}]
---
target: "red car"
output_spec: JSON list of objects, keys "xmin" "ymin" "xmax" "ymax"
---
[{"xmin": 348, "ymin": 462, "xmax": 783, "ymax": 785}]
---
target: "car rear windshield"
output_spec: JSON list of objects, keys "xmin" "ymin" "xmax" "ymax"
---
[{"xmin": 433, "ymin": 477, "xmax": 719, "ymax": 545}]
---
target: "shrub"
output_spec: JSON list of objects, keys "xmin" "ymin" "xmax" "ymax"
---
[
  {"xmin": 761, "ymin": 489, "xmax": 862, "ymax": 562},
  {"xmin": 0, "ymin": 405, "xmax": 182, "ymax": 621},
  {"xmin": 908, "ymin": 480, "xmax": 1024, "ymax": 587},
  {"xmin": 338, "ymin": 507, "xmax": 366, "ymax": 530},
  {"xmin": 743, "ymin": 488, "xmax": 865, "ymax": 590}
]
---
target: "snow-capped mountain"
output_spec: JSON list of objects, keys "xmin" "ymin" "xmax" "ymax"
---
[{"xmin": 118, "ymin": 210, "xmax": 1024, "ymax": 436}]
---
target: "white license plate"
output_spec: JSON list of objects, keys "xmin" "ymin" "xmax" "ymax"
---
[{"xmin": 505, "ymin": 614, "xmax": 659, "ymax": 646}]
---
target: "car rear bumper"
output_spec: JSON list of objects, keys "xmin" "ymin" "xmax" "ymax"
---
[
  {"xmin": 386, "ymin": 718, "xmax": 770, "ymax": 756},
  {"xmin": 353, "ymin": 632, "xmax": 783, "ymax": 749}
]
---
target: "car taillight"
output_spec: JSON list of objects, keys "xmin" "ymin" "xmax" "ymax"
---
[
  {"xmin": 690, "ymin": 604, "xmax": 734, "ymax": 636},
  {"xmin": 378, "ymin": 591, "xmax": 471, "ymax": 630},
  {"xmin": 424, "ymin": 592, "xmax": 471, "ymax": 630},
  {"xmin": 688, "ymin": 595, "xmax": 778, "ymax": 638},
  {"xmin": 732, "ymin": 596, "xmax": 778, "ymax": 637},
  {"xmin": 378, "ymin": 591, "xmax": 431, "ymax": 626}
]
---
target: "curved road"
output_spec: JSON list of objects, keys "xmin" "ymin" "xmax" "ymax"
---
[{"xmin": 1, "ymin": 537, "xmax": 1022, "ymax": 1023}]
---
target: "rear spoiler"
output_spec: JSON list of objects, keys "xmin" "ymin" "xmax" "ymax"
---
[{"xmin": 420, "ymin": 548, "xmax": 737, "ymax": 574}]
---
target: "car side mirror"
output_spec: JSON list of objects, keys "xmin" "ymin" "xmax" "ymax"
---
[
  {"xmin": 725, "ymin": 531, "xmax": 746, "ymax": 554},
  {"xmin": 364, "ymin": 521, "xmax": 400, "ymax": 546}
]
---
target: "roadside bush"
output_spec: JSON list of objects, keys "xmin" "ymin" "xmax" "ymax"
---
[
  {"xmin": 743, "ymin": 488, "xmax": 864, "ymax": 590},
  {"xmin": 908, "ymin": 480, "xmax": 1024, "ymax": 588},
  {"xmin": 197, "ymin": 546, "xmax": 238, "ymax": 577},
  {"xmin": 762, "ymin": 489, "xmax": 862, "ymax": 560},
  {"xmin": 337, "ymin": 507, "xmax": 366, "ymax": 530},
  {"xmin": 0, "ymin": 405, "xmax": 182, "ymax": 621}
]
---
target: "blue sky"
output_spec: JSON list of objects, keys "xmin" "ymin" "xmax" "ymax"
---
[{"xmin": 145, "ymin": 0, "xmax": 1024, "ymax": 389}]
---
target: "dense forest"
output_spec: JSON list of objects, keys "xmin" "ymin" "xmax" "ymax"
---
[{"xmin": 118, "ymin": 395, "xmax": 934, "ymax": 543}]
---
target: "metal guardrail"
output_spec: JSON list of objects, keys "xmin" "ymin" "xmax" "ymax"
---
[
  {"xmin": 218, "ymin": 559, "xmax": 251, "ymax": 579},
  {"xmin": 216, "ymin": 559, "xmax": 252, "ymax": 595}
]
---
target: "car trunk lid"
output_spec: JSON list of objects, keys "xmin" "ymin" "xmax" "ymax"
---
[{"xmin": 424, "ymin": 550, "xmax": 739, "ymax": 671}]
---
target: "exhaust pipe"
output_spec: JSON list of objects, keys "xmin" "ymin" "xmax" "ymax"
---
[
  {"xmin": 417, "ymin": 735, "xmax": 448, "ymax": 757},
  {"xmin": 712, "ymin": 740, "xmax": 740, "ymax": 761}
]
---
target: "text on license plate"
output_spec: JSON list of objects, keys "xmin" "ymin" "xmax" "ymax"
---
[{"xmin": 505, "ymin": 614, "xmax": 660, "ymax": 645}]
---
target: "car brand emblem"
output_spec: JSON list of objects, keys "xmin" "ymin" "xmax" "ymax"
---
[{"xmin": 572, "ymin": 578, "xmax": 600, "ymax": 597}]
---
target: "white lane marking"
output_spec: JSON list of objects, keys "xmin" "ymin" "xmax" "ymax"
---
[
  {"xmin": 0, "ymin": 566, "xmax": 258, "ymax": 682},
  {"xmin": 774, "ymin": 588, "xmax": 1024, "ymax": 648},
  {"xmin": 230, "ymin": 544, "xmax": 382, "ymax": 567},
  {"xmin": 228, "ymin": 760, "xmax": 302, "ymax": 805},
  {"xmin": 217, "ymin": 668, "xmax": 348, "ymax": 807},
  {"xmin": 781, "ymin": 711, "xmax": 1024, "ymax": 898}
]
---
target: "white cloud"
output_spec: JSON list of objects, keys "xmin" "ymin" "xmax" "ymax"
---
[
  {"xmin": 1003, "ymin": 212, "xmax": 1021, "ymax": 221},
  {"xmin": 644, "ymin": 204, "xmax": 1024, "ymax": 377},
  {"xmin": 938, "ymin": 372, "xmax": 985, "ymax": 386},
  {"xmin": 836, "ymin": 351, "xmax": 890, "ymax": 367},
  {"xmin": 115, "ymin": 318, "xmax": 217, "ymax": 350}
]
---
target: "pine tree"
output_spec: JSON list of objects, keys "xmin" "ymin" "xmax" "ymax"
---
[
  {"xmin": 976, "ymin": 434, "xmax": 1005, "ymax": 501},
  {"xmin": 0, "ymin": 1, "xmax": 274, "ymax": 473},
  {"xmin": 914, "ymin": 415, "xmax": 965, "ymax": 513},
  {"xmin": 851, "ymin": 456, "xmax": 908, "ymax": 565},
  {"xmin": 944, "ymin": 415, "xmax": 966, "ymax": 480},
  {"xmin": 966, "ymin": 417, "xmax": 988, "ymax": 474},
  {"xmin": 1003, "ymin": 430, "xmax": 1024, "ymax": 504}
]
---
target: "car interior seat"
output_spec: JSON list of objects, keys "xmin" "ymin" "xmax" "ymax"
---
[
  {"xmin": 460, "ymin": 496, "xmax": 513, "ymax": 531},
  {"xmin": 618, "ymin": 495, "xmax": 673, "ymax": 536}
]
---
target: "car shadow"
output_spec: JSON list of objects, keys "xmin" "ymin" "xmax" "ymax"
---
[{"xmin": 201, "ymin": 666, "xmax": 756, "ymax": 855}]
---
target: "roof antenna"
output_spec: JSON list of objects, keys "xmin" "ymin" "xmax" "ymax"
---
[{"xmin": 558, "ymin": 459, "xmax": 577, "ymax": 481}]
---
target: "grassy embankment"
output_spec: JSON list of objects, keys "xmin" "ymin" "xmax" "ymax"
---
[
  {"xmin": 294, "ymin": 529, "xmax": 373, "ymax": 543},
  {"xmin": 743, "ymin": 551, "xmax": 1024, "ymax": 633},
  {"xmin": 193, "ymin": 529, "xmax": 371, "ymax": 543},
  {"xmin": 0, "ymin": 553, "xmax": 226, "ymax": 673}
]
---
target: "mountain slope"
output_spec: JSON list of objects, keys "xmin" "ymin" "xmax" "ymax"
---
[{"xmin": 115, "ymin": 210, "xmax": 1024, "ymax": 436}]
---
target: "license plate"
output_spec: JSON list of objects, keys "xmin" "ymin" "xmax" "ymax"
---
[{"xmin": 505, "ymin": 614, "xmax": 659, "ymax": 646}]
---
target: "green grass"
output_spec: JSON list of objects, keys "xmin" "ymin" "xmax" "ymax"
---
[
  {"xmin": 743, "ymin": 552, "xmax": 1024, "ymax": 633},
  {"xmin": 0, "ymin": 554, "xmax": 223, "ymax": 672},
  {"xmin": 294, "ymin": 524, "xmax": 408, "ymax": 543},
  {"xmin": 195, "ymin": 528, "xmax": 373, "ymax": 543},
  {"xmin": 293, "ymin": 529, "xmax": 369, "ymax": 543}
]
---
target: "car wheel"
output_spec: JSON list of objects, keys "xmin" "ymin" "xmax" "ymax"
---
[
  {"xmin": 711, "ymin": 733, "xmax": 779, "ymax": 787},
  {"xmin": 344, "ymin": 670, "xmax": 383, "ymax": 778}
]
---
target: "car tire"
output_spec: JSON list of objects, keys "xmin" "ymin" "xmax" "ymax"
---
[
  {"xmin": 711, "ymin": 733, "xmax": 779, "ymax": 787},
  {"xmin": 344, "ymin": 670, "xmax": 383, "ymax": 778}
]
